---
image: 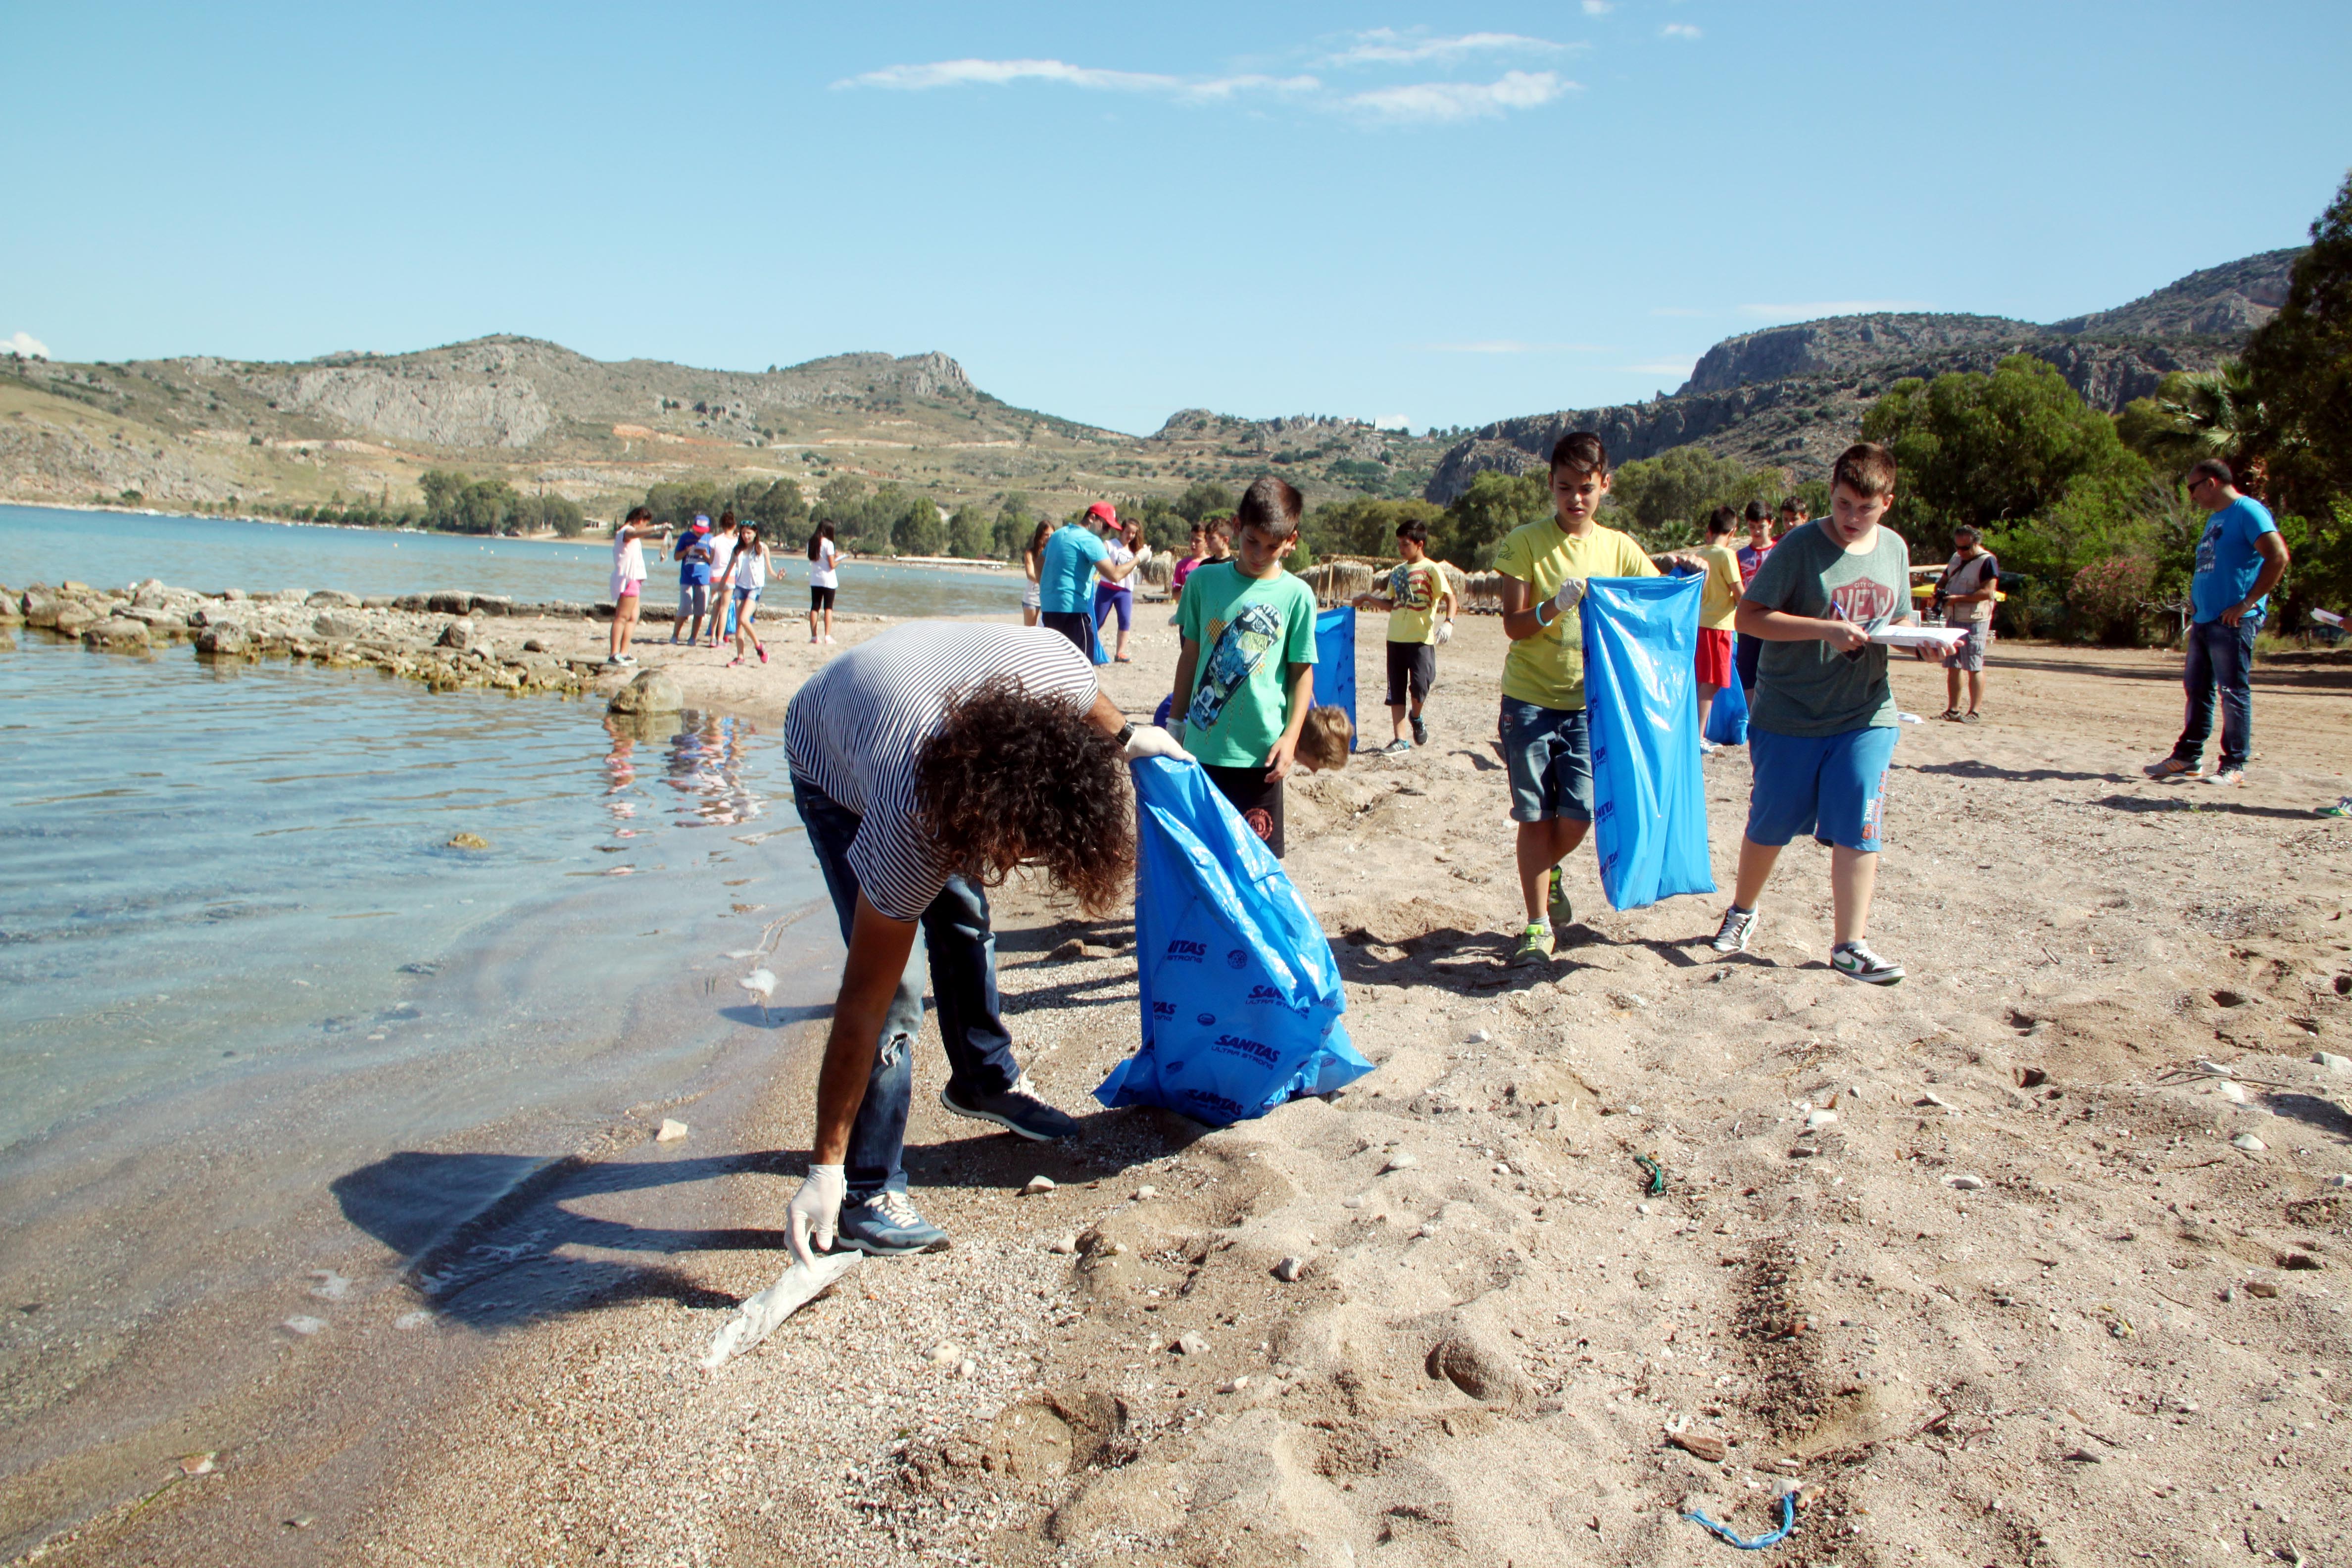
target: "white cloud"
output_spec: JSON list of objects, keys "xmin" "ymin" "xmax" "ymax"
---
[
  {"xmin": 5, "ymin": 331, "xmax": 49, "ymax": 359},
  {"xmin": 838, "ymin": 58, "xmax": 1318, "ymax": 100},
  {"xmin": 1345, "ymin": 69, "xmax": 1572, "ymax": 122},
  {"xmin": 1661, "ymin": 23, "xmax": 1703, "ymax": 39},
  {"xmin": 1582, "ymin": 0, "xmax": 1614, "ymax": 12},
  {"xmin": 1321, "ymin": 29, "xmax": 1570, "ymax": 67},
  {"xmin": 1738, "ymin": 300, "xmax": 1932, "ymax": 319},
  {"xmin": 1373, "ymin": 414, "xmax": 1412, "ymax": 430}
]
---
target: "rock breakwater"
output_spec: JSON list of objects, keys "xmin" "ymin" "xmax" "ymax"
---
[{"xmin": 6, "ymin": 577, "xmax": 616, "ymax": 695}]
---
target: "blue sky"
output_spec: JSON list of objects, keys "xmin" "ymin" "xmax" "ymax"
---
[{"xmin": 6, "ymin": 2, "xmax": 2349, "ymax": 435}]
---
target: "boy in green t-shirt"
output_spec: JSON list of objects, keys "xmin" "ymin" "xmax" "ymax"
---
[
  {"xmin": 1709, "ymin": 443, "xmax": 1915, "ymax": 985},
  {"xmin": 1352, "ymin": 517, "xmax": 1457, "ymax": 755},
  {"xmin": 1494, "ymin": 432, "xmax": 1659, "ymax": 966},
  {"xmin": 1173, "ymin": 477, "xmax": 1323, "ymax": 857}
]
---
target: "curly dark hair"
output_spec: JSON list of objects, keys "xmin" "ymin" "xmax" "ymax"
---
[{"xmin": 913, "ymin": 677, "xmax": 1132, "ymax": 912}]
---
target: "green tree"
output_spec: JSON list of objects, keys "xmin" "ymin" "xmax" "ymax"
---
[
  {"xmin": 2116, "ymin": 365, "xmax": 2266, "ymax": 472},
  {"xmin": 2244, "ymin": 168, "xmax": 2352, "ymax": 556},
  {"xmin": 992, "ymin": 491, "xmax": 1037, "ymax": 560},
  {"xmin": 1437, "ymin": 470, "xmax": 1548, "ymax": 567},
  {"xmin": 1860, "ymin": 354, "xmax": 2151, "ymax": 545},
  {"xmin": 1173, "ymin": 480, "xmax": 1236, "ymax": 524},
  {"xmin": 1305, "ymin": 497, "xmax": 1443, "ymax": 559},
  {"xmin": 894, "ymin": 496, "xmax": 946, "ymax": 556},
  {"xmin": 1605, "ymin": 448, "xmax": 1786, "ymax": 548},
  {"xmin": 740, "ymin": 479, "xmax": 810, "ymax": 541},
  {"xmin": 947, "ymin": 504, "xmax": 990, "ymax": 558}
]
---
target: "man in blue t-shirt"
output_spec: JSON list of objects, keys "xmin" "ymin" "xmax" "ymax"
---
[
  {"xmin": 1037, "ymin": 502, "xmax": 1138, "ymax": 656},
  {"xmin": 2148, "ymin": 459, "xmax": 2290, "ymax": 787}
]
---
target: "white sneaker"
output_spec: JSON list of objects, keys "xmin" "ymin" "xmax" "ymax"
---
[
  {"xmin": 1830, "ymin": 940, "xmax": 1904, "ymax": 985},
  {"xmin": 1710, "ymin": 905, "xmax": 1757, "ymax": 954},
  {"xmin": 1699, "ymin": 738, "xmax": 1720, "ymax": 755},
  {"xmin": 2203, "ymin": 768, "xmax": 2245, "ymax": 787}
]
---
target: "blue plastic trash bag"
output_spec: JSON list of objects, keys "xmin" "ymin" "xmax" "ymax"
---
[
  {"xmin": 1152, "ymin": 692, "xmax": 1173, "ymax": 730},
  {"xmin": 1705, "ymin": 642, "xmax": 1749, "ymax": 745},
  {"xmin": 1096, "ymin": 757, "xmax": 1371, "ymax": 1125},
  {"xmin": 1580, "ymin": 575, "xmax": 1716, "ymax": 911},
  {"xmin": 1312, "ymin": 606, "xmax": 1357, "ymax": 749},
  {"xmin": 1089, "ymin": 617, "xmax": 1110, "ymax": 666}
]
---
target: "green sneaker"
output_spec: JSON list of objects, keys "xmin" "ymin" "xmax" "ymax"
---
[
  {"xmin": 1547, "ymin": 866, "xmax": 1574, "ymax": 933},
  {"xmin": 1511, "ymin": 922, "xmax": 1554, "ymax": 967}
]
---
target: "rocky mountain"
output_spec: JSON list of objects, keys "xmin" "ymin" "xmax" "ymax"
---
[
  {"xmin": 1425, "ymin": 246, "xmax": 2303, "ymax": 503},
  {"xmin": 0, "ymin": 333, "xmax": 1437, "ymax": 520}
]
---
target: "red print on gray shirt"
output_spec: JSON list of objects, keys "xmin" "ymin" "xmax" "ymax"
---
[{"xmin": 1829, "ymin": 578, "xmax": 1900, "ymax": 624}]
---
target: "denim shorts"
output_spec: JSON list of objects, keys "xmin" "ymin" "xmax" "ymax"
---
[
  {"xmin": 1745, "ymin": 725, "xmax": 1899, "ymax": 853},
  {"xmin": 1499, "ymin": 699, "xmax": 1593, "ymax": 824}
]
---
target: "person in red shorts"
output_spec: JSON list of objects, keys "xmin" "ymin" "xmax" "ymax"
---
[{"xmin": 1692, "ymin": 506, "xmax": 1742, "ymax": 750}]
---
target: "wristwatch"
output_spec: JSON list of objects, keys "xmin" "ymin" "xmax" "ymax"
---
[{"xmin": 1115, "ymin": 721, "xmax": 1135, "ymax": 749}]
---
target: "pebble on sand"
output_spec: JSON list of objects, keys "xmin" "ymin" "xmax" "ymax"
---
[
  {"xmin": 655, "ymin": 1119, "xmax": 689, "ymax": 1143},
  {"xmin": 1048, "ymin": 1234, "xmax": 1079, "ymax": 1255},
  {"xmin": 1273, "ymin": 1256, "xmax": 1306, "ymax": 1282},
  {"xmin": 1666, "ymin": 1430, "xmax": 1727, "ymax": 1464},
  {"xmin": 1944, "ymin": 1174, "xmax": 1987, "ymax": 1190},
  {"xmin": 1175, "ymin": 1332, "xmax": 1210, "ymax": 1356},
  {"xmin": 1132, "ymin": 1185, "xmax": 1157, "ymax": 1200},
  {"xmin": 2232, "ymin": 1133, "xmax": 2267, "ymax": 1152},
  {"xmin": 282, "ymin": 1316, "xmax": 327, "ymax": 1336},
  {"xmin": 1023, "ymin": 1175, "xmax": 1057, "ymax": 1196},
  {"xmin": 2314, "ymin": 1051, "xmax": 2351, "ymax": 1071},
  {"xmin": 179, "ymin": 1452, "xmax": 217, "ymax": 1476},
  {"xmin": 1382, "ymin": 1151, "xmax": 1419, "ymax": 1173}
]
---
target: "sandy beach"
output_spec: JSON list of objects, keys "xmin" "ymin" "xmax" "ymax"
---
[{"xmin": 16, "ymin": 601, "xmax": 2352, "ymax": 1568}]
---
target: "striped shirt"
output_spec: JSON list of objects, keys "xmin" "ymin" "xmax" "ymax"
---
[{"xmin": 784, "ymin": 623, "xmax": 1100, "ymax": 921}]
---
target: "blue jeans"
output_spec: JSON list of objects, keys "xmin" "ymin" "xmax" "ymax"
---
[
  {"xmin": 2172, "ymin": 615, "xmax": 2259, "ymax": 772},
  {"xmin": 790, "ymin": 776, "xmax": 1023, "ymax": 1202}
]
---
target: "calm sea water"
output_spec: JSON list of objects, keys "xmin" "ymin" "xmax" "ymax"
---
[
  {"xmin": 0, "ymin": 626, "xmax": 843, "ymax": 1495},
  {"xmin": 0, "ymin": 503, "xmax": 1026, "ymax": 616}
]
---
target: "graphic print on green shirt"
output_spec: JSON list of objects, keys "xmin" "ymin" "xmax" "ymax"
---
[
  {"xmin": 1176, "ymin": 562, "xmax": 1318, "ymax": 768},
  {"xmin": 1743, "ymin": 519, "xmax": 1913, "ymax": 736}
]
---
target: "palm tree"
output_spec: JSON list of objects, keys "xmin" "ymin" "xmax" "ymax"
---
[{"xmin": 2122, "ymin": 363, "xmax": 2265, "ymax": 473}]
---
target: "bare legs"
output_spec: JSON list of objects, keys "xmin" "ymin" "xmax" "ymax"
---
[
  {"xmin": 1515, "ymin": 819, "xmax": 1588, "ymax": 924},
  {"xmin": 608, "ymin": 594, "xmax": 641, "ymax": 661},
  {"xmin": 1731, "ymin": 836, "xmax": 1877, "ymax": 947},
  {"xmin": 1698, "ymin": 680, "xmax": 1721, "ymax": 737}
]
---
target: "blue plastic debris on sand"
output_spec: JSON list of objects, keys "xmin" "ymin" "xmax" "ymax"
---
[
  {"xmin": 1313, "ymin": 606, "xmax": 1357, "ymax": 749},
  {"xmin": 1581, "ymin": 574, "xmax": 1717, "ymax": 911},
  {"xmin": 1095, "ymin": 757, "xmax": 1371, "ymax": 1126},
  {"xmin": 1706, "ymin": 642, "xmax": 1750, "ymax": 745}
]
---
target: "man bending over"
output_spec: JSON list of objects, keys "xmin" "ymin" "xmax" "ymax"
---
[{"xmin": 781, "ymin": 621, "xmax": 1186, "ymax": 1260}]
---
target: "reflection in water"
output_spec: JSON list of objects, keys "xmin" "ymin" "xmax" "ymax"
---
[
  {"xmin": 663, "ymin": 712, "xmax": 766, "ymax": 830},
  {"xmin": 601, "ymin": 709, "xmax": 774, "ymax": 847}
]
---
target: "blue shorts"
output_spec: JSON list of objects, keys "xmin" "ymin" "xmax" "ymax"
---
[
  {"xmin": 1745, "ymin": 726, "xmax": 1899, "ymax": 853},
  {"xmin": 1499, "ymin": 700, "xmax": 1593, "ymax": 825},
  {"xmin": 732, "ymin": 587, "xmax": 759, "ymax": 624}
]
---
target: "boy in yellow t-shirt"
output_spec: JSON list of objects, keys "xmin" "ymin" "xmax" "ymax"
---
[
  {"xmin": 1494, "ymin": 432, "xmax": 1658, "ymax": 967},
  {"xmin": 1351, "ymin": 517, "xmax": 1457, "ymax": 754},
  {"xmin": 1694, "ymin": 506, "xmax": 1743, "ymax": 747}
]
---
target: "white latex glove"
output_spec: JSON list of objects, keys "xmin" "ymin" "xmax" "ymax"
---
[
  {"xmin": 1435, "ymin": 619, "xmax": 1454, "ymax": 646},
  {"xmin": 1124, "ymin": 724, "xmax": 1193, "ymax": 763},
  {"xmin": 1551, "ymin": 578, "xmax": 1586, "ymax": 617},
  {"xmin": 1134, "ymin": 543, "xmax": 1153, "ymax": 562},
  {"xmin": 786, "ymin": 1164, "xmax": 846, "ymax": 1267}
]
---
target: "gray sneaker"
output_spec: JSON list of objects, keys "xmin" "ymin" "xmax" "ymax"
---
[
  {"xmin": 1380, "ymin": 738, "xmax": 1413, "ymax": 756},
  {"xmin": 832, "ymin": 1189, "xmax": 950, "ymax": 1255},
  {"xmin": 939, "ymin": 1073, "xmax": 1080, "ymax": 1141}
]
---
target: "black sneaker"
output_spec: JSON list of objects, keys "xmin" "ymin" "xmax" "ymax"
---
[
  {"xmin": 1830, "ymin": 940, "xmax": 1904, "ymax": 985},
  {"xmin": 939, "ymin": 1073, "xmax": 1080, "ymax": 1141},
  {"xmin": 1710, "ymin": 905, "xmax": 1757, "ymax": 954},
  {"xmin": 1410, "ymin": 714, "xmax": 1428, "ymax": 746}
]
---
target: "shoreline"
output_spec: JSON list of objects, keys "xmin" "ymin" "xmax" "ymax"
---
[{"xmin": 7, "ymin": 584, "xmax": 2352, "ymax": 1565}]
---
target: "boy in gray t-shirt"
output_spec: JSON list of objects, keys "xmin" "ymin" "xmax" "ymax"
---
[{"xmin": 1709, "ymin": 443, "xmax": 1915, "ymax": 986}]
